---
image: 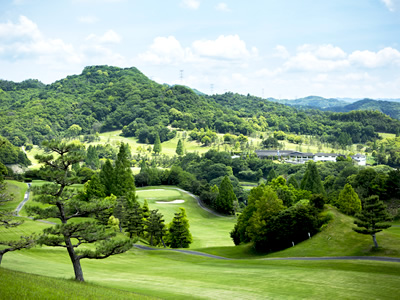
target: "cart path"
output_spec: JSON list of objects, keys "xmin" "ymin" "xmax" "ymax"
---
[
  {"xmin": 134, "ymin": 244, "xmax": 400, "ymax": 263},
  {"xmin": 14, "ymin": 183, "xmax": 31, "ymax": 215},
  {"xmin": 133, "ymin": 244, "xmax": 232, "ymax": 260},
  {"xmin": 15, "ymin": 183, "xmax": 57, "ymax": 225}
]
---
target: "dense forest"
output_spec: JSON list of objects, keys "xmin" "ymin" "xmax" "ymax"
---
[{"xmin": 1, "ymin": 65, "xmax": 400, "ymax": 149}]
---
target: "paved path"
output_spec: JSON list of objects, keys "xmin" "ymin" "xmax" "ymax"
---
[
  {"xmin": 15, "ymin": 183, "xmax": 56, "ymax": 225},
  {"xmin": 134, "ymin": 244, "xmax": 400, "ymax": 263},
  {"xmin": 133, "ymin": 244, "xmax": 232, "ymax": 260},
  {"xmin": 14, "ymin": 183, "xmax": 31, "ymax": 215}
]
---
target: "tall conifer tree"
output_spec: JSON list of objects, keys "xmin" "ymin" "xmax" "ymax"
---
[{"xmin": 353, "ymin": 195, "xmax": 392, "ymax": 248}]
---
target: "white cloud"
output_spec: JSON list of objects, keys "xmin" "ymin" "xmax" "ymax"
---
[
  {"xmin": 86, "ymin": 30, "xmax": 121, "ymax": 44},
  {"xmin": 192, "ymin": 35, "xmax": 257, "ymax": 60},
  {"xmin": 284, "ymin": 52, "xmax": 349, "ymax": 72},
  {"xmin": 0, "ymin": 15, "xmax": 42, "ymax": 41},
  {"xmin": 181, "ymin": 0, "xmax": 200, "ymax": 10},
  {"xmin": 138, "ymin": 34, "xmax": 256, "ymax": 66},
  {"xmin": 349, "ymin": 47, "xmax": 400, "ymax": 68},
  {"xmin": 216, "ymin": 3, "xmax": 231, "ymax": 12},
  {"xmin": 138, "ymin": 36, "xmax": 193, "ymax": 64},
  {"xmin": 274, "ymin": 45, "xmax": 290, "ymax": 59}
]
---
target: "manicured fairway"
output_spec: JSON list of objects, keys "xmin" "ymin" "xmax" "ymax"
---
[
  {"xmin": 136, "ymin": 186, "xmax": 236, "ymax": 248},
  {"xmin": 3, "ymin": 246, "xmax": 400, "ymax": 300}
]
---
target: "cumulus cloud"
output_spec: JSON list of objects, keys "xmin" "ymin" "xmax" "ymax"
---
[
  {"xmin": 216, "ymin": 3, "xmax": 231, "ymax": 12},
  {"xmin": 138, "ymin": 36, "xmax": 193, "ymax": 64},
  {"xmin": 139, "ymin": 34, "xmax": 256, "ymax": 65},
  {"xmin": 0, "ymin": 15, "xmax": 126, "ymax": 72},
  {"xmin": 0, "ymin": 16, "xmax": 81, "ymax": 63},
  {"xmin": 349, "ymin": 47, "xmax": 400, "ymax": 68},
  {"xmin": 192, "ymin": 35, "xmax": 257, "ymax": 60},
  {"xmin": 86, "ymin": 30, "xmax": 121, "ymax": 44},
  {"xmin": 181, "ymin": 0, "xmax": 200, "ymax": 10},
  {"xmin": 274, "ymin": 45, "xmax": 290, "ymax": 59}
]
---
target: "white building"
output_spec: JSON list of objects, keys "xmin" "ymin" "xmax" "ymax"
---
[
  {"xmin": 351, "ymin": 154, "xmax": 367, "ymax": 166},
  {"xmin": 313, "ymin": 153, "xmax": 340, "ymax": 162}
]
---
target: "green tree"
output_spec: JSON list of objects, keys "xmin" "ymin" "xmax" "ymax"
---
[
  {"xmin": 99, "ymin": 159, "xmax": 115, "ymax": 196},
  {"xmin": 114, "ymin": 143, "xmax": 136, "ymax": 201},
  {"xmin": 336, "ymin": 183, "xmax": 362, "ymax": 216},
  {"xmin": 66, "ymin": 124, "xmax": 82, "ymax": 138},
  {"xmin": 300, "ymin": 161, "xmax": 325, "ymax": 195},
  {"xmin": 142, "ymin": 199, "xmax": 150, "ymax": 219},
  {"xmin": 176, "ymin": 139, "xmax": 184, "ymax": 156},
  {"xmin": 85, "ymin": 145, "xmax": 100, "ymax": 170},
  {"xmin": 153, "ymin": 133, "xmax": 162, "ymax": 155},
  {"xmin": 27, "ymin": 140, "xmax": 132, "ymax": 282},
  {"xmin": 166, "ymin": 207, "xmax": 192, "ymax": 248},
  {"xmin": 353, "ymin": 195, "xmax": 392, "ymax": 248},
  {"xmin": 214, "ymin": 175, "xmax": 238, "ymax": 215},
  {"xmin": 126, "ymin": 201, "xmax": 145, "ymax": 238},
  {"xmin": 145, "ymin": 209, "xmax": 166, "ymax": 247},
  {"xmin": 247, "ymin": 186, "xmax": 285, "ymax": 251}
]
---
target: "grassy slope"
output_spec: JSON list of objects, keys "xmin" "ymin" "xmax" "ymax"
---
[
  {"xmin": 0, "ymin": 268, "xmax": 155, "ymax": 300},
  {"xmin": 200, "ymin": 206, "xmax": 400, "ymax": 259}
]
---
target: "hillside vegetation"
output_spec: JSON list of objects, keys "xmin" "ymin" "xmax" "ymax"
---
[{"xmin": 1, "ymin": 65, "xmax": 400, "ymax": 150}]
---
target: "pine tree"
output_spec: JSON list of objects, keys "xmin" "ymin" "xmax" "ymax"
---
[
  {"xmin": 336, "ymin": 183, "xmax": 362, "ymax": 215},
  {"xmin": 85, "ymin": 145, "xmax": 100, "ymax": 170},
  {"xmin": 145, "ymin": 209, "xmax": 166, "ymax": 247},
  {"xmin": 99, "ymin": 159, "xmax": 115, "ymax": 196},
  {"xmin": 176, "ymin": 139, "xmax": 184, "ymax": 156},
  {"xmin": 27, "ymin": 140, "xmax": 132, "ymax": 282},
  {"xmin": 142, "ymin": 199, "xmax": 150, "ymax": 220},
  {"xmin": 114, "ymin": 143, "xmax": 136, "ymax": 202},
  {"xmin": 300, "ymin": 161, "xmax": 325, "ymax": 195},
  {"xmin": 353, "ymin": 195, "xmax": 392, "ymax": 248},
  {"xmin": 166, "ymin": 207, "xmax": 192, "ymax": 248},
  {"xmin": 126, "ymin": 201, "xmax": 145, "ymax": 238},
  {"xmin": 214, "ymin": 175, "xmax": 238, "ymax": 215},
  {"xmin": 153, "ymin": 133, "xmax": 162, "ymax": 155}
]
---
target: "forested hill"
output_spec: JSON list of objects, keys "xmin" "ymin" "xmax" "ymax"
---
[
  {"xmin": 1, "ymin": 65, "xmax": 400, "ymax": 147},
  {"xmin": 268, "ymin": 95, "xmax": 348, "ymax": 109},
  {"xmin": 325, "ymin": 99, "xmax": 400, "ymax": 120}
]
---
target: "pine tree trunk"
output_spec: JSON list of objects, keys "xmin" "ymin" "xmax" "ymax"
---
[
  {"xmin": 161, "ymin": 237, "xmax": 166, "ymax": 248},
  {"xmin": 372, "ymin": 234, "xmax": 379, "ymax": 248},
  {"xmin": 65, "ymin": 236, "xmax": 84, "ymax": 281},
  {"xmin": 0, "ymin": 253, "xmax": 3, "ymax": 265}
]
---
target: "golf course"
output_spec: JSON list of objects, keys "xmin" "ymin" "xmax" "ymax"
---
[{"xmin": 1, "ymin": 181, "xmax": 400, "ymax": 299}]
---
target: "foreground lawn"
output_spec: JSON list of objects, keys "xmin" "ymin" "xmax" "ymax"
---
[
  {"xmin": 3, "ymin": 246, "xmax": 400, "ymax": 300},
  {"xmin": 0, "ymin": 268, "xmax": 154, "ymax": 300}
]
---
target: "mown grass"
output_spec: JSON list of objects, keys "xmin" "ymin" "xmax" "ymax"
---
[
  {"xmin": 0, "ymin": 267, "xmax": 155, "ymax": 300},
  {"xmin": 3, "ymin": 246, "xmax": 400, "ymax": 300},
  {"xmin": 199, "ymin": 206, "xmax": 400, "ymax": 259},
  {"xmin": 2, "ymin": 185, "xmax": 400, "ymax": 299},
  {"xmin": 136, "ymin": 186, "xmax": 236, "ymax": 248},
  {"xmin": 2, "ymin": 180, "xmax": 27, "ymax": 211}
]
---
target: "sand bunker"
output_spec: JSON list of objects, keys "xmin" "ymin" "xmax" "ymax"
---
[{"xmin": 156, "ymin": 200, "xmax": 185, "ymax": 204}]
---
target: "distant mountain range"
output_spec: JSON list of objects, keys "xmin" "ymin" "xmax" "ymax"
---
[{"xmin": 268, "ymin": 96, "xmax": 400, "ymax": 120}]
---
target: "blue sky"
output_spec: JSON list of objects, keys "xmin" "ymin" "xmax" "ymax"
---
[{"xmin": 1, "ymin": 0, "xmax": 400, "ymax": 99}]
